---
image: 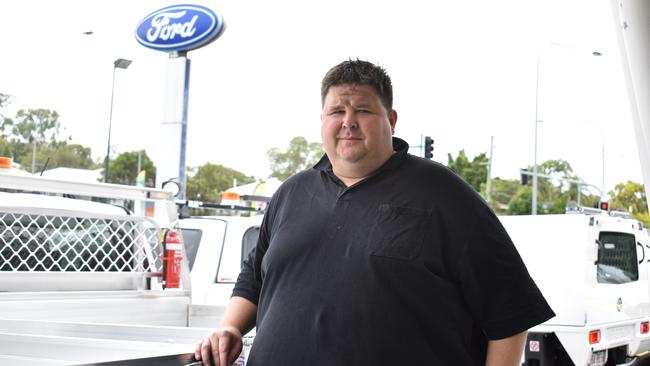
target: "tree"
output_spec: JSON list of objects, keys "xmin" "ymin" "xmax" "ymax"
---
[
  {"xmin": 6, "ymin": 109, "xmax": 60, "ymax": 173},
  {"xmin": 10, "ymin": 109, "xmax": 60, "ymax": 144},
  {"xmin": 0, "ymin": 93, "xmax": 10, "ymax": 108},
  {"xmin": 107, "ymin": 151, "xmax": 156, "ymax": 186},
  {"xmin": 481, "ymin": 177, "xmax": 520, "ymax": 215},
  {"xmin": 609, "ymin": 180, "xmax": 649, "ymax": 226},
  {"xmin": 507, "ymin": 186, "xmax": 539, "ymax": 215},
  {"xmin": 0, "ymin": 93, "xmax": 16, "ymax": 154},
  {"xmin": 38, "ymin": 141, "xmax": 97, "ymax": 170},
  {"xmin": 447, "ymin": 149, "xmax": 488, "ymax": 191},
  {"xmin": 268, "ymin": 136, "xmax": 324, "ymax": 181},
  {"xmin": 504, "ymin": 159, "xmax": 595, "ymax": 215},
  {"xmin": 185, "ymin": 163, "xmax": 255, "ymax": 202},
  {"xmin": 0, "ymin": 93, "xmax": 11, "ymax": 137},
  {"xmin": 0, "ymin": 95, "xmax": 99, "ymax": 172}
]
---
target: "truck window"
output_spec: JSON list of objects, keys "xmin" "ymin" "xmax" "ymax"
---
[
  {"xmin": 180, "ymin": 228, "xmax": 202, "ymax": 270},
  {"xmin": 241, "ymin": 226, "xmax": 260, "ymax": 265},
  {"xmin": 597, "ymin": 231, "xmax": 638, "ymax": 284}
]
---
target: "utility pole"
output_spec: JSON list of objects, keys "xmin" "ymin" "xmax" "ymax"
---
[{"xmin": 485, "ymin": 136, "xmax": 494, "ymax": 204}]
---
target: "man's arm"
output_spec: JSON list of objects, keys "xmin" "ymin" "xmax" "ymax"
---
[
  {"xmin": 195, "ymin": 296, "xmax": 257, "ymax": 366},
  {"xmin": 485, "ymin": 331, "xmax": 527, "ymax": 366}
]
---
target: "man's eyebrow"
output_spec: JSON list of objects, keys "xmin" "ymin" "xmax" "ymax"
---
[
  {"xmin": 353, "ymin": 102, "xmax": 373, "ymax": 108},
  {"xmin": 324, "ymin": 104, "xmax": 344, "ymax": 110}
]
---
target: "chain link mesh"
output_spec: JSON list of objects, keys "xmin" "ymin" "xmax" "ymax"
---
[{"xmin": 0, "ymin": 209, "xmax": 163, "ymax": 273}]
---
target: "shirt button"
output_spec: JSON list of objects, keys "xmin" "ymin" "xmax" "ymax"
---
[{"xmin": 337, "ymin": 225, "xmax": 343, "ymax": 230}]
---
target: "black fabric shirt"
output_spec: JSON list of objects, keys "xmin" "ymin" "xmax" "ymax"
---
[{"xmin": 233, "ymin": 137, "xmax": 554, "ymax": 366}]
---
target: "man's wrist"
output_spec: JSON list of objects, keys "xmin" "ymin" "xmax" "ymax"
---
[{"xmin": 219, "ymin": 324, "xmax": 243, "ymax": 338}]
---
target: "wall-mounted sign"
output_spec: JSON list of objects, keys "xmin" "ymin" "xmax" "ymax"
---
[{"xmin": 135, "ymin": 4, "xmax": 225, "ymax": 52}]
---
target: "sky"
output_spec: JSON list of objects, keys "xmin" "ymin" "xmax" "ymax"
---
[{"xmin": 0, "ymin": 0, "xmax": 643, "ymax": 196}]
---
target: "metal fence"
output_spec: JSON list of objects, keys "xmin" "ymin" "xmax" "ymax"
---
[{"xmin": 0, "ymin": 208, "xmax": 163, "ymax": 273}]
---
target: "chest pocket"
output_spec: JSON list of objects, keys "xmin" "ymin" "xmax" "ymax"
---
[{"xmin": 367, "ymin": 204, "xmax": 431, "ymax": 261}]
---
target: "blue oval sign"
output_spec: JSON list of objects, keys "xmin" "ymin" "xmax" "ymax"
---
[{"xmin": 135, "ymin": 4, "xmax": 225, "ymax": 52}]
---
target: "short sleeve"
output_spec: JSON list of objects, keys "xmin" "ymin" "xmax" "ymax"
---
[
  {"xmin": 457, "ymin": 207, "xmax": 555, "ymax": 340},
  {"xmin": 231, "ymin": 194, "xmax": 276, "ymax": 305}
]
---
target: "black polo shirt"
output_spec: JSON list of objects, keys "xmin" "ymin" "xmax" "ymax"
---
[{"xmin": 233, "ymin": 137, "xmax": 554, "ymax": 366}]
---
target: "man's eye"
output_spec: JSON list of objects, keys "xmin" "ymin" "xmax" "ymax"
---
[
  {"xmin": 357, "ymin": 109, "xmax": 370, "ymax": 113},
  {"xmin": 329, "ymin": 110, "xmax": 344, "ymax": 115}
]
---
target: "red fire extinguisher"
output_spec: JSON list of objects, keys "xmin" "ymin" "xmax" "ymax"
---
[{"xmin": 162, "ymin": 229, "xmax": 183, "ymax": 289}]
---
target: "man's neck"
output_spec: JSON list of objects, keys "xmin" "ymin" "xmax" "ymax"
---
[{"xmin": 332, "ymin": 150, "xmax": 396, "ymax": 187}]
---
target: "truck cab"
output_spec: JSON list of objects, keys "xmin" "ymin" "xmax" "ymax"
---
[{"xmin": 179, "ymin": 214, "xmax": 263, "ymax": 308}]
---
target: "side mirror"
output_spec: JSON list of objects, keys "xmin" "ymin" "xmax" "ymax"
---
[
  {"xmin": 161, "ymin": 178, "xmax": 181, "ymax": 198},
  {"xmin": 594, "ymin": 239, "xmax": 602, "ymax": 265}
]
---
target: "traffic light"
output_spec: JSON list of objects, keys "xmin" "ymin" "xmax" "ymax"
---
[
  {"xmin": 596, "ymin": 201, "xmax": 609, "ymax": 211},
  {"xmin": 424, "ymin": 136, "xmax": 434, "ymax": 159},
  {"xmin": 520, "ymin": 169, "xmax": 529, "ymax": 185}
]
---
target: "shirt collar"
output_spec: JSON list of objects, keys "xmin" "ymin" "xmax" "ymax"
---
[{"xmin": 314, "ymin": 137, "xmax": 410, "ymax": 172}]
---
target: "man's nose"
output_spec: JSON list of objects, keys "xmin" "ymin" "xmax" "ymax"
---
[{"xmin": 341, "ymin": 112, "xmax": 358, "ymax": 129}]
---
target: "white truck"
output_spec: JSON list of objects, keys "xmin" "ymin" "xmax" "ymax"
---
[
  {"xmin": 0, "ymin": 172, "xmax": 239, "ymax": 365},
  {"xmin": 500, "ymin": 209, "xmax": 650, "ymax": 366}
]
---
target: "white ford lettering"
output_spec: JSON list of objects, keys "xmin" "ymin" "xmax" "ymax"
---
[{"xmin": 146, "ymin": 11, "xmax": 198, "ymax": 42}]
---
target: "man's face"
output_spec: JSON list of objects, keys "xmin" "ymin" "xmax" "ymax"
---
[{"xmin": 321, "ymin": 84, "xmax": 397, "ymax": 172}]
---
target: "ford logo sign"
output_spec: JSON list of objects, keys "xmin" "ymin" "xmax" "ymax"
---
[{"xmin": 135, "ymin": 4, "xmax": 225, "ymax": 52}]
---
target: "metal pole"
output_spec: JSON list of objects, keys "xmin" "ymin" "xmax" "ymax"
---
[
  {"xmin": 602, "ymin": 143, "xmax": 605, "ymax": 200},
  {"xmin": 137, "ymin": 150, "xmax": 142, "ymax": 176},
  {"xmin": 420, "ymin": 134, "xmax": 424, "ymax": 158},
  {"xmin": 103, "ymin": 59, "xmax": 132, "ymax": 183},
  {"xmin": 532, "ymin": 49, "xmax": 542, "ymax": 215},
  {"xmin": 31, "ymin": 137, "xmax": 36, "ymax": 174},
  {"xmin": 178, "ymin": 53, "xmax": 191, "ymax": 201},
  {"xmin": 104, "ymin": 66, "xmax": 117, "ymax": 183},
  {"xmin": 485, "ymin": 136, "xmax": 493, "ymax": 205},
  {"xmin": 581, "ymin": 121, "xmax": 606, "ymax": 200},
  {"xmin": 532, "ymin": 44, "xmax": 600, "ymax": 214}
]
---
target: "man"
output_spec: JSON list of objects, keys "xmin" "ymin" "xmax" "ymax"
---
[{"xmin": 195, "ymin": 60, "xmax": 554, "ymax": 365}]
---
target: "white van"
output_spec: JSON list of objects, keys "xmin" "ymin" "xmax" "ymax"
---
[{"xmin": 500, "ymin": 211, "xmax": 650, "ymax": 366}]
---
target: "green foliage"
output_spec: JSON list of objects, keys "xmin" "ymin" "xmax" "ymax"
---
[
  {"xmin": 0, "ymin": 94, "xmax": 104, "ymax": 174},
  {"xmin": 0, "ymin": 136, "xmax": 28, "ymax": 161},
  {"xmin": 267, "ymin": 136, "xmax": 323, "ymax": 181},
  {"xmin": 608, "ymin": 180, "xmax": 649, "ymax": 226},
  {"xmin": 12, "ymin": 140, "xmax": 97, "ymax": 173},
  {"xmin": 10, "ymin": 109, "xmax": 60, "ymax": 143},
  {"xmin": 0, "ymin": 93, "xmax": 11, "ymax": 137},
  {"xmin": 538, "ymin": 159, "xmax": 574, "ymax": 176},
  {"xmin": 482, "ymin": 177, "xmax": 520, "ymax": 215},
  {"xmin": 507, "ymin": 186, "xmax": 538, "ymax": 215},
  {"xmin": 501, "ymin": 159, "xmax": 600, "ymax": 215},
  {"xmin": 107, "ymin": 151, "xmax": 156, "ymax": 186},
  {"xmin": 447, "ymin": 149, "xmax": 488, "ymax": 191},
  {"xmin": 186, "ymin": 163, "xmax": 255, "ymax": 202},
  {"xmin": 0, "ymin": 93, "xmax": 10, "ymax": 108},
  {"xmin": 0, "ymin": 108, "xmax": 62, "ymax": 172}
]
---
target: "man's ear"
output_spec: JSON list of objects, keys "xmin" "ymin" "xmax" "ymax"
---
[{"xmin": 389, "ymin": 110, "xmax": 398, "ymax": 134}]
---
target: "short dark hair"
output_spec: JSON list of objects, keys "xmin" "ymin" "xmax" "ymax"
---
[{"xmin": 321, "ymin": 59, "xmax": 393, "ymax": 111}]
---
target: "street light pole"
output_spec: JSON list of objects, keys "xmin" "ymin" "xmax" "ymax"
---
[
  {"xmin": 104, "ymin": 58, "xmax": 132, "ymax": 183},
  {"xmin": 532, "ymin": 43, "xmax": 601, "ymax": 214},
  {"xmin": 533, "ymin": 50, "xmax": 542, "ymax": 215},
  {"xmin": 580, "ymin": 120, "xmax": 605, "ymax": 200}
]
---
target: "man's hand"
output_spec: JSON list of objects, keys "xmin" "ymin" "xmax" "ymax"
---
[
  {"xmin": 195, "ymin": 296, "xmax": 257, "ymax": 365},
  {"xmin": 195, "ymin": 325, "xmax": 243, "ymax": 366}
]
